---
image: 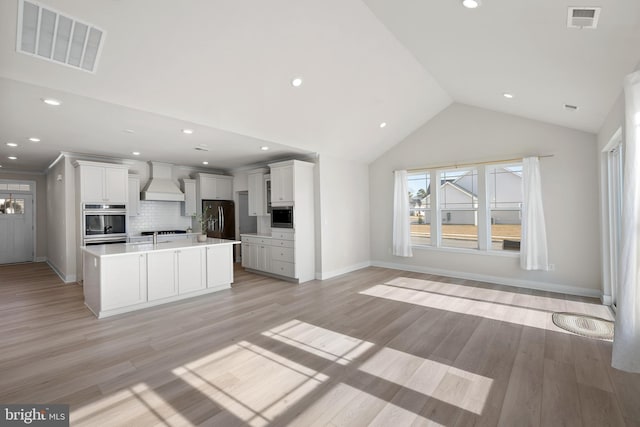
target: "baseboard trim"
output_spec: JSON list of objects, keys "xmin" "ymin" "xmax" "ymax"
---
[
  {"xmin": 46, "ymin": 260, "xmax": 77, "ymax": 284},
  {"xmin": 35, "ymin": 256, "xmax": 47, "ymax": 262},
  {"xmin": 370, "ymin": 260, "xmax": 602, "ymax": 299},
  {"xmin": 316, "ymin": 261, "xmax": 372, "ymax": 280},
  {"xmin": 601, "ymin": 294, "xmax": 613, "ymax": 306}
]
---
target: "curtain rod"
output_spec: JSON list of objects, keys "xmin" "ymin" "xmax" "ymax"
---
[{"xmin": 397, "ymin": 154, "xmax": 554, "ymax": 174}]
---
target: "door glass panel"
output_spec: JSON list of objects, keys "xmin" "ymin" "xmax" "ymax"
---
[{"xmin": 0, "ymin": 198, "xmax": 25, "ymax": 214}]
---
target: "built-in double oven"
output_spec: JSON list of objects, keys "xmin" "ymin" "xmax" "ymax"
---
[{"xmin": 82, "ymin": 204, "xmax": 127, "ymax": 245}]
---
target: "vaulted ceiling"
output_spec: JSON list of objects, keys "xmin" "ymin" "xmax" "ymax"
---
[{"xmin": 0, "ymin": 0, "xmax": 638, "ymax": 172}]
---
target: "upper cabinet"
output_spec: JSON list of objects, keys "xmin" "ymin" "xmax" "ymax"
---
[
  {"xmin": 128, "ymin": 175, "xmax": 141, "ymax": 216},
  {"xmin": 193, "ymin": 173, "xmax": 233, "ymax": 200},
  {"xmin": 270, "ymin": 165, "xmax": 294, "ymax": 205},
  {"xmin": 74, "ymin": 161, "xmax": 128, "ymax": 204},
  {"xmin": 180, "ymin": 178, "xmax": 197, "ymax": 217},
  {"xmin": 247, "ymin": 169, "xmax": 266, "ymax": 216},
  {"xmin": 269, "ymin": 160, "xmax": 313, "ymax": 207}
]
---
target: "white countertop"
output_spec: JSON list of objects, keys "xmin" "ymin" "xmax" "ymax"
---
[{"xmin": 82, "ymin": 237, "xmax": 240, "ymax": 257}]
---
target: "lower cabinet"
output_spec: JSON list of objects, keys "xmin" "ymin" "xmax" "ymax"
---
[
  {"xmin": 147, "ymin": 247, "xmax": 206, "ymax": 301},
  {"xmin": 206, "ymin": 245, "xmax": 233, "ymax": 289},
  {"xmin": 101, "ymin": 253, "xmax": 148, "ymax": 310},
  {"xmin": 241, "ymin": 235, "xmax": 295, "ymax": 279},
  {"xmin": 147, "ymin": 250, "xmax": 178, "ymax": 301},
  {"xmin": 178, "ymin": 247, "xmax": 206, "ymax": 293},
  {"xmin": 83, "ymin": 243, "xmax": 238, "ymax": 318}
]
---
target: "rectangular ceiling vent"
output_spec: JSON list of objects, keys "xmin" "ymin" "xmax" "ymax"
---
[
  {"xmin": 16, "ymin": 0, "xmax": 105, "ymax": 73},
  {"xmin": 567, "ymin": 7, "xmax": 601, "ymax": 29}
]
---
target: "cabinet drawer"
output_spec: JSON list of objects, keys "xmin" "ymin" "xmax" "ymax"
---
[
  {"xmin": 242, "ymin": 236, "xmax": 272, "ymax": 245},
  {"xmin": 272, "ymin": 231, "xmax": 294, "ymax": 241},
  {"xmin": 271, "ymin": 239, "xmax": 294, "ymax": 248},
  {"xmin": 271, "ymin": 260, "xmax": 295, "ymax": 278},
  {"xmin": 271, "ymin": 246, "xmax": 294, "ymax": 262}
]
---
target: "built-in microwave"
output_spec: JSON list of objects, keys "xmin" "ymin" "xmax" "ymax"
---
[
  {"xmin": 82, "ymin": 204, "xmax": 127, "ymax": 244},
  {"xmin": 271, "ymin": 206, "xmax": 293, "ymax": 228}
]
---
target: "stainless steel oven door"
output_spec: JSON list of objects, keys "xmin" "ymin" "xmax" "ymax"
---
[
  {"xmin": 83, "ymin": 205, "xmax": 127, "ymax": 243},
  {"xmin": 84, "ymin": 235, "xmax": 128, "ymax": 245}
]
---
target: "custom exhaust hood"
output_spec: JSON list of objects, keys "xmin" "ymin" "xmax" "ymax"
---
[{"xmin": 140, "ymin": 162, "xmax": 185, "ymax": 202}]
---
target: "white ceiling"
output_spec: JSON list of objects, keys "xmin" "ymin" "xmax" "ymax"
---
[{"xmin": 0, "ymin": 0, "xmax": 638, "ymax": 173}]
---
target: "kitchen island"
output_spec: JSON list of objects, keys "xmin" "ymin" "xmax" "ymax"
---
[{"xmin": 82, "ymin": 237, "xmax": 240, "ymax": 318}]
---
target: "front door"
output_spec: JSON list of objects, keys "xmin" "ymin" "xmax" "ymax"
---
[{"xmin": 0, "ymin": 193, "xmax": 34, "ymax": 264}]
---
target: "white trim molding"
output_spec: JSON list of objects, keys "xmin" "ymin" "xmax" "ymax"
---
[
  {"xmin": 316, "ymin": 261, "xmax": 372, "ymax": 280},
  {"xmin": 47, "ymin": 260, "xmax": 77, "ymax": 284},
  {"xmin": 601, "ymin": 294, "xmax": 613, "ymax": 306},
  {"xmin": 371, "ymin": 260, "xmax": 602, "ymax": 299}
]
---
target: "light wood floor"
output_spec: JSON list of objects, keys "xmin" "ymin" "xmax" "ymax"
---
[{"xmin": 1, "ymin": 262, "xmax": 639, "ymax": 426}]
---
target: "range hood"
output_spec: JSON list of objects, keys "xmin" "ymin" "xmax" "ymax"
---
[{"xmin": 140, "ymin": 162, "xmax": 185, "ymax": 202}]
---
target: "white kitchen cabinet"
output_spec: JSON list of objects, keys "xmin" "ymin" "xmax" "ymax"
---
[
  {"xmin": 247, "ymin": 171, "xmax": 265, "ymax": 216},
  {"xmin": 100, "ymin": 253, "xmax": 147, "ymax": 310},
  {"xmin": 206, "ymin": 245, "xmax": 233, "ymax": 289},
  {"xmin": 177, "ymin": 247, "xmax": 206, "ymax": 293},
  {"xmin": 82, "ymin": 240, "xmax": 239, "ymax": 318},
  {"xmin": 128, "ymin": 176, "xmax": 140, "ymax": 216},
  {"xmin": 75, "ymin": 161, "xmax": 128, "ymax": 204},
  {"xmin": 180, "ymin": 178, "xmax": 197, "ymax": 217},
  {"xmin": 193, "ymin": 173, "xmax": 233, "ymax": 200},
  {"xmin": 147, "ymin": 250, "xmax": 177, "ymax": 301},
  {"xmin": 270, "ymin": 165, "xmax": 294, "ymax": 205},
  {"xmin": 241, "ymin": 242, "xmax": 256, "ymax": 269},
  {"xmin": 256, "ymin": 244, "xmax": 271, "ymax": 272}
]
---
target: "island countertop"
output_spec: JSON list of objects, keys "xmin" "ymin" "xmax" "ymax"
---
[{"xmin": 82, "ymin": 237, "xmax": 240, "ymax": 257}]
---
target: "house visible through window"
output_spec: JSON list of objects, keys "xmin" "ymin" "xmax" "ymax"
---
[{"xmin": 408, "ymin": 162, "xmax": 523, "ymax": 252}]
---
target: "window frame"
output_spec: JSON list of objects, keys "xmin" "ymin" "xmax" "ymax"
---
[{"xmin": 409, "ymin": 161, "xmax": 522, "ymax": 256}]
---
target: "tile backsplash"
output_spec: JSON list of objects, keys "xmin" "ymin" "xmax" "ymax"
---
[{"xmin": 129, "ymin": 201, "xmax": 192, "ymax": 235}]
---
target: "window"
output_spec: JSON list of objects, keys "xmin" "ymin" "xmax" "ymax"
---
[
  {"xmin": 0, "ymin": 198, "xmax": 25, "ymax": 214},
  {"xmin": 488, "ymin": 164, "xmax": 522, "ymax": 251},
  {"xmin": 408, "ymin": 172, "xmax": 431, "ymax": 246},
  {"xmin": 409, "ymin": 161, "xmax": 523, "ymax": 253},
  {"xmin": 440, "ymin": 168, "xmax": 478, "ymax": 249}
]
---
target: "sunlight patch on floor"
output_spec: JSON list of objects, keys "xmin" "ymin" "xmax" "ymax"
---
[
  {"xmin": 172, "ymin": 340, "xmax": 329, "ymax": 427},
  {"xmin": 361, "ymin": 282, "xmax": 570, "ymax": 332},
  {"xmin": 261, "ymin": 319, "xmax": 375, "ymax": 365},
  {"xmin": 359, "ymin": 347, "xmax": 493, "ymax": 415}
]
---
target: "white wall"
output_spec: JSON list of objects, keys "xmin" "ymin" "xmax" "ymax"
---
[
  {"xmin": 45, "ymin": 157, "xmax": 76, "ymax": 282},
  {"xmin": 316, "ymin": 154, "xmax": 371, "ymax": 279},
  {"xmin": 369, "ymin": 103, "xmax": 601, "ymax": 297}
]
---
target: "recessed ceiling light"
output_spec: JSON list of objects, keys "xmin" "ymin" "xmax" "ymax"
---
[
  {"xmin": 202, "ymin": 161, "xmax": 209, "ymax": 165},
  {"xmin": 124, "ymin": 129, "xmax": 135, "ymax": 134},
  {"xmin": 379, "ymin": 122, "xmax": 387, "ymax": 128},
  {"xmin": 28, "ymin": 137, "xmax": 40, "ymax": 142},
  {"xmin": 462, "ymin": 0, "xmax": 480, "ymax": 8},
  {"xmin": 182, "ymin": 129, "xmax": 194, "ymax": 135},
  {"xmin": 503, "ymin": 93, "xmax": 514, "ymax": 99},
  {"xmin": 6, "ymin": 142, "xmax": 17, "ymax": 147},
  {"xmin": 8, "ymin": 156, "xmax": 17, "ymax": 160},
  {"xmin": 132, "ymin": 151, "xmax": 140, "ymax": 156},
  {"xmin": 42, "ymin": 98, "xmax": 61, "ymax": 106},
  {"xmin": 260, "ymin": 146, "xmax": 270, "ymax": 151},
  {"xmin": 291, "ymin": 77, "xmax": 303, "ymax": 87}
]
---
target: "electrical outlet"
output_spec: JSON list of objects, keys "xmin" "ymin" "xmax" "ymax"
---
[{"xmin": 548, "ymin": 263, "xmax": 555, "ymax": 271}]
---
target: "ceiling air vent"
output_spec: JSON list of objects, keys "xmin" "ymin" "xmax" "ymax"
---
[
  {"xmin": 16, "ymin": 0, "xmax": 105, "ymax": 73},
  {"xmin": 567, "ymin": 7, "xmax": 601, "ymax": 29}
]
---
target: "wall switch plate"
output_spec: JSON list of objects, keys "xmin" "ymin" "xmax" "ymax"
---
[{"xmin": 548, "ymin": 263, "xmax": 555, "ymax": 271}]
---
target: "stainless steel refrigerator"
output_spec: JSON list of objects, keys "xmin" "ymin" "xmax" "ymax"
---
[{"xmin": 202, "ymin": 200, "xmax": 235, "ymax": 240}]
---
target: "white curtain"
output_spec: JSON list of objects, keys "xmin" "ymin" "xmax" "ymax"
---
[
  {"xmin": 612, "ymin": 70, "xmax": 640, "ymax": 373},
  {"xmin": 520, "ymin": 157, "xmax": 549, "ymax": 270},
  {"xmin": 392, "ymin": 170, "xmax": 413, "ymax": 257}
]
